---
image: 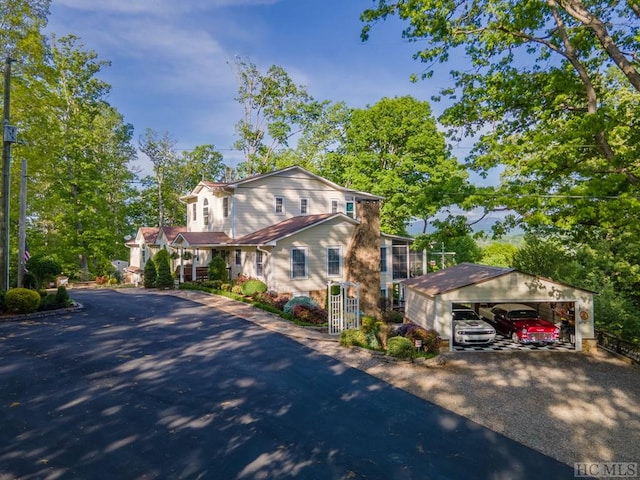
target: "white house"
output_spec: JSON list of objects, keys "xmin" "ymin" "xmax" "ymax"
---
[{"xmin": 126, "ymin": 166, "xmax": 423, "ymax": 317}]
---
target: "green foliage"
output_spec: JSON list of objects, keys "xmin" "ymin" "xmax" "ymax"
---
[
  {"xmin": 143, "ymin": 259, "xmax": 157, "ymax": 288},
  {"xmin": 154, "ymin": 249, "xmax": 174, "ymax": 288},
  {"xmin": 480, "ymin": 242, "xmax": 519, "ymax": 267},
  {"xmin": 283, "ymin": 296, "xmax": 319, "ymax": 314},
  {"xmin": 55, "ymin": 286, "xmax": 70, "ymax": 306},
  {"xmin": 208, "ymin": 256, "xmax": 229, "ymax": 283},
  {"xmin": 291, "ymin": 304, "xmax": 327, "ymax": 325},
  {"xmin": 386, "ymin": 336, "xmax": 416, "ymax": 360},
  {"xmin": 240, "ymin": 278, "xmax": 267, "ymax": 297},
  {"xmin": 5, "ymin": 288, "xmax": 41, "ymax": 314},
  {"xmin": 202, "ymin": 280, "xmax": 223, "ymax": 290},
  {"xmin": 339, "ymin": 329, "xmax": 368, "ymax": 348},
  {"xmin": 25, "ymin": 255, "xmax": 62, "ymax": 290}
]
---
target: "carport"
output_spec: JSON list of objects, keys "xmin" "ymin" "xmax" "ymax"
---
[{"xmin": 402, "ymin": 263, "xmax": 596, "ymax": 352}]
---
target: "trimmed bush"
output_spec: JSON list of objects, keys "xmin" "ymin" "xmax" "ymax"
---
[
  {"xmin": 339, "ymin": 329, "xmax": 368, "ymax": 348},
  {"xmin": 283, "ymin": 296, "xmax": 319, "ymax": 314},
  {"xmin": 55, "ymin": 286, "xmax": 70, "ymax": 306},
  {"xmin": 241, "ymin": 278, "xmax": 267, "ymax": 297},
  {"xmin": 143, "ymin": 259, "xmax": 157, "ymax": 288},
  {"xmin": 386, "ymin": 336, "xmax": 416, "ymax": 360},
  {"xmin": 5, "ymin": 288, "xmax": 41, "ymax": 314},
  {"xmin": 208, "ymin": 256, "xmax": 229, "ymax": 282},
  {"xmin": 154, "ymin": 249, "xmax": 174, "ymax": 289}
]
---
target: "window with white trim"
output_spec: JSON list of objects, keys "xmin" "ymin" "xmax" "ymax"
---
[
  {"xmin": 327, "ymin": 246, "xmax": 342, "ymax": 277},
  {"xmin": 274, "ymin": 196, "xmax": 285, "ymax": 215},
  {"xmin": 300, "ymin": 197, "xmax": 309, "ymax": 214},
  {"xmin": 256, "ymin": 250, "xmax": 264, "ymax": 277},
  {"xmin": 203, "ymin": 198, "xmax": 209, "ymax": 225},
  {"xmin": 291, "ymin": 248, "xmax": 308, "ymax": 279},
  {"xmin": 192, "ymin": 203, "xmax": 197, "ymax": 221},
  {"xmin": 223, "ymin": 197, "xmax": 230, "ymax": 218},
  {"xmin": 345, "ymin": 197, "xmax": 355, "ymax": 218},
  {"xmin": 331, "ymin": 199, "xmax": 339, "ymax": 213},
  {"xmin": 392, "ymin": 245, "xmax": 408, "ymax": 279}
]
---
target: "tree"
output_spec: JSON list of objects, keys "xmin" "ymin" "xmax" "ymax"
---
[
  {"xmin": 480, "ymin": 242, "xmax": 519, "ymax": 267},
  {"xmin": 143, "ymin": 256, "xmax": 157, "ymax": 288},
  {"xmin": 231, "ymin": 57, "xmax": 326, "ymax": 176},
  {"xmin": 360, "ymin": 1, "xmax": 640, "ymax": 241},
  {"xmin": 336, "ymin": 96, "xmax": 469, "ymax": 235},
  {"xmin": 25, "ymin": 254, "xmax": 62, "ymax": 290},
  {"xmin": 154, "ymin": 248, "xmax": 173, "ymax": 289},
  {"xmin": 208, "ymin": 255, "xmax": 229, "ymax": 282}
]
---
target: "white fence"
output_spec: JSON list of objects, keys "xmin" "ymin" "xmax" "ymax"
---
[{"xmin": 328, "ymin": 281, "xmax": 360, "ymax": 335}]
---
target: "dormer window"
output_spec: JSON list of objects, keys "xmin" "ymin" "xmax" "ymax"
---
[{"xmin": 203, "ymin": 198, "xmax": 209, "ymax": 225}]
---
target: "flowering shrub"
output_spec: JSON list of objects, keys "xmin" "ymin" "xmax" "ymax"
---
[
  {"xmin": 283, "ymin": 296, "xmax": 319, "ymax": 314},
  {"xmin": 291, "ymin": 303, "xmax": 327, "ymax": 325}
]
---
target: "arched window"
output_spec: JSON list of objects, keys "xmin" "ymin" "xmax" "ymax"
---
[{"xmin": 203, "ymin": 199, "xmax": 209, "ymax": 225}]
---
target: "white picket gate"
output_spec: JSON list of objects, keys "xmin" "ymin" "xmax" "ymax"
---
[{"xmin": 327, "ymin": 281, "xmax": 360, "ymax": 335}]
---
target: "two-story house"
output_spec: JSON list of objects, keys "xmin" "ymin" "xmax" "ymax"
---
[{"xmin": 126, "ymin": 166, "xmax": 423, "ymax": 316}]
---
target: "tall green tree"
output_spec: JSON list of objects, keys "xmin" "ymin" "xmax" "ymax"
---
[
  {"xmin": 360, "ymin": 1, "xmax": 640, "ymax": 241},
  {"xmin": 231, "ymin": 57, "xmax": 326, "ymax": 176},
  {"xmin": 27, "ymin": 35, "xmax": 136, "ymax": 279},
  {"xmin": 336, "ymin": 96, "xmax": 469, "ymax": 235}
]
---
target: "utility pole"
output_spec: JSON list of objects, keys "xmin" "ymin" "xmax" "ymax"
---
[
  {"xmin": 17, "ymin": 158, "xmax": 27, "ymax": 287},
  {"xmin": 1, "ymin": 57, "xmax": 17, "ymax": 292}
]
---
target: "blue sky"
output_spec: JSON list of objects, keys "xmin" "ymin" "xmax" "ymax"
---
[{"xmin": 45, "ymin": 0, "xmax": 455, "ymax": 169}]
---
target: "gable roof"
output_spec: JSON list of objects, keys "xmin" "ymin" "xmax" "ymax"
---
[
  {"xmin": 158, "ymin": 226, "xmax": 187, "ymax": 243},
  {"xmin": 182, "ymin": 165, "xmax": 384, "ymax": 201},
  {"xmin": 235, "ymin": 213, "xmax": 357, "ymax": 245},
  {"xmin": 403, "ymin": 263, "xmax": 515, "ymax": 296},
  {"xmin": 172, "ymin": 231, "xmax": 233, "ymax": 247},
  {"xmin": 403, "ymin": 262, "xmax": 596, "ymax": 296}
]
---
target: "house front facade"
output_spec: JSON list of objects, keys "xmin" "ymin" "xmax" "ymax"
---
[{"xmin": 126, "ymin": 166, "xmax": 423, "ymax": 317}]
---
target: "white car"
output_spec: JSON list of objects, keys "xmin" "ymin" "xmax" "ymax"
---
[{"xmin": 452, "ymin": 305, "xmax": 496, "ymax": 345}]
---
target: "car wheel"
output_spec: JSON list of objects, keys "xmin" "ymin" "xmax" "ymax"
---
[{"xmin": 511, "ymin": 331, "xmax": 520, "ymax": 344}]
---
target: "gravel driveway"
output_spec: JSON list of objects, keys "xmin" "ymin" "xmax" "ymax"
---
[{"xmin": 126, "ymin": 289, "xmax": 640, "ymax": 475}]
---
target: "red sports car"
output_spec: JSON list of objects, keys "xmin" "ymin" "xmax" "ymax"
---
[{"xmin": 483, "ymin": 303, "xmax": 560, "ymax": 344}]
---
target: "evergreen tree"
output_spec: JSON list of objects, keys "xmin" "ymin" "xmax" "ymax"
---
[
  {"xmin": 154, "ymin": 249, "xmax": 173, "ymax": 288},
  {"xmin": 143, "ymin": 257, "xmax": 157, "ymax": 288},
  {"xmin": 208, "ymin": 255, "xmax": 229, "ymax": 282}
]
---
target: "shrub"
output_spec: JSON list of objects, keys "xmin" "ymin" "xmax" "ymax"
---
[
  {"xmin": 273, "ymin": 294, "xmax": 291, "ymax": 311},
  {"xmin": 254, "ymin": 291, "xmax": 276, "ymax": 306},
  {"xmin": 291, "ymin": 303, "xmax": 327, "ymax": 325},
  {"xmin": 382, "ymin": 310, "xmax": 404, "ymax": 323},
  {"xmin": 154, "ymin": 249, "xmax": 174, "ymax": 289},
  {"xmin": 55, "ymin": 286, "xmax": 70, "ymax": 306},
  {"xmin": 283, "ymin": 296, "xmax": 319, "ymax": 314},
  {"xmin": 241, "ymin": 279, "xmax": 268, "ymax": 297},
  {"xmin": 5, "ymin": 288, "xmax": 41, "ymax": 314},
  {"xmin": 208, "ymin": 256, "xmax": 229, "ymax": 282},
  {"xmin": 231, "ymin": 284, "xmax": 243, "ymax": 295},
  {"xmin": 386, "ymin": 336, "xmax": 416, "ymax": 360},
  {"xmin": 339, "ymin": 329, "xmax": 368, "ymax": 348},
  {"xmin": 221, "ymin": 283, "xmax": 232, "ymax": 291},
  {"xmin": 143, "ymin": 259, "xmax": 157, "ymax": 288},
  {"xmin": 202, "ymin": 280, "xmax": 223, "ymax": 290},
  {"xmin": 25, "ymin": 255, "xmax": 62, "ymax": 290},
  {"xmin": 395, "ymin": 323, "xmax": 441, "ymax": 354}
]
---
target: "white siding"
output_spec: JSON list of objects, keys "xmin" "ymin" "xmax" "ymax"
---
[
  {"xmin": 267, "ymin": 217, "xmax": 355, "ymax": 293},
  {"xmin": 232, "ymin": 171, "xmax": 355, "ymax": 238}
]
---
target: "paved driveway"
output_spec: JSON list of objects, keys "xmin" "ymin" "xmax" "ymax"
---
[{"xmin": 1, "ymin": 289, "xmax": 575, "ymax": 479}]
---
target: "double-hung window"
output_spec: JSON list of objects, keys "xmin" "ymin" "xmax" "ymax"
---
[
  {"xmin": 291, "ymin": 248, "xmax": 308, "ymax": 279},
  {"xmin": 274, "ymin": 196, "xmax": 285, "ymax": 215},
  {"xmin": 203, "ymin": 199, "xmax": 209, "ymax": 225},
  {"xmin": 300, "ymin": 197, "xmax": 309, "ymax": 215},
  {"xmin": 192, "ymin": 203, "xmax": 197, "ymax": 222},
  {"xmin": 345, "ymin": 197, "xmax": 355, "ymax": 218},
  {"xmin": 223, "ymin": 197, "xmax": 230, "ymax": 218},
  {"xmin": 327, "ymin": 246, "xmax": 341, "ymax": 277},
  {"xmin": 331, "ymin": 199, "xmax": 339, "ymax": 214},
  {"xmin": 256, "ymin": 250, "xmax": 264, "ymax": 277},
  {"xmin": 235, "ymin": 249, "xmax": 242, "ymax": 266},
  {"xmin": 380, "ymin": 246, "xmax": 387, "ymax": 273}
]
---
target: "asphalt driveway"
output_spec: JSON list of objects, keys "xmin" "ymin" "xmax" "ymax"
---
[{"xmin": 0, "ymin": 289, "xmax": 576, "ymax": 479}]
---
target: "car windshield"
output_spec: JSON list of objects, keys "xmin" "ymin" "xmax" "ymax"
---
[
  {"xmin": 508, "ymin": 310, "xmax": 538, "ymax": 319},
  {"xmin": 453, "ymin": 310, "xmax": 480, "ymax": 321}
]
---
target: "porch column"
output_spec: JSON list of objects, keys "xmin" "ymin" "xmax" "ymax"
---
[{"xmin": 179, "ymin": 247, "xmax": 184, "ymax": 283}]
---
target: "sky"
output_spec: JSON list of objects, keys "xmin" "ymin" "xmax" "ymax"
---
[
  {"xmin": 44, "ymin": 0, "xmax": 505, "ymax": 231},
  {"xmin": 45, "ymin": 0, "xmax": 456, "ymax": 168}
]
